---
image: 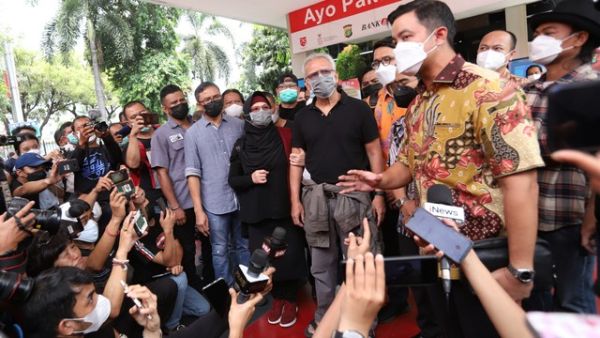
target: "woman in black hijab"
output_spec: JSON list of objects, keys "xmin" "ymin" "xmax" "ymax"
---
[{"xmin": 229, "ymin": 91, "xmax": 307, "ymax": 329}]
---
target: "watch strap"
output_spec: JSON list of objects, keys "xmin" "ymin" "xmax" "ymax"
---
[{"xmin": 507, "ymin": 264, "xmax": 535, "ymax": 283}]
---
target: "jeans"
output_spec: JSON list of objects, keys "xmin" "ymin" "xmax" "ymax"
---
[
  {"xmin": 165, "ymin": 272, "xmax": 211, "ymax": 329},
  {"xmin": 525, "ymin": 225, "xmax": 597, "ymax": 313},
  {"xmin": 205, "ymin": 210, "xmax": 250, "ymax": 286}
]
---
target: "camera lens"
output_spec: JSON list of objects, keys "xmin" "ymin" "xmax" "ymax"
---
[
  {"xmin": 35, "ymin": 209, "xmax": 62, "ymax": 235},
  {"xmin": 0, "ymin": 271, "xmax": 34, "ymax": 302}
]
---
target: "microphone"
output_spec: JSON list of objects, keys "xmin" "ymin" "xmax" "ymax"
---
[
  {"xmin": 262, "ymin": 227, "xmax": 288, "ymax": 261},
  {"xmin": 426, "ymin": 184, "xmax": 460, "ymax": 304},
  {"xmin": 234, "ymin": 249, "xmax": 270, "ymax": 304},
  {"xmin": 423, "ymin": 184, "xmax": 465, "ymax": 224}
]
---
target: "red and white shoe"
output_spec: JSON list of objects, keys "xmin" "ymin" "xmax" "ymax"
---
[
  {"xmin": 279, "ymin": 301, "xmax": 298, "ymax": 328},
  {"xmin": 267, "ymin": 299, "xmax": 284, "ymax": 325}
]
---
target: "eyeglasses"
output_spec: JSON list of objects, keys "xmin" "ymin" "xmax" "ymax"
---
[
  {"xmin": 200, "ymin": 94, "xmax": 222, "ymax": 106},
  {"xmin": 250, "ymin": 104, "xmax": 270, "ymax": 112},
  {"xmin": 305, "ymin": 69, "xmax": 334, "ymax": 82},
  {"xmin": 371, "ymin": 56, "xmax": 395, "ymax": 70}
]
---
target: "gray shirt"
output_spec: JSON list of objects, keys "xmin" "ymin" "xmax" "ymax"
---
[
  {"xmin": 151, "ymin": 117, "xmax": 193, "ymax": 209},
  {"xmin": 184, "ymin": 115, "xmax": 244, "ymax": 215}
]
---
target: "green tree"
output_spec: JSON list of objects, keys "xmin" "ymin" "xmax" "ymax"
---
[
  {"xmin": 237, "ymin": 25, "xmax": 292, "ymax": 94},
  {"xmin": 181, "ymin": 12, "xmax": 233, "ymax": 82},
  {"xmin": 336, "ymin": 44, "xmax": 368, "ymax": 80},
  {"xmin": 9, "ymin": 49, "xmax": 106, "ymax": 134},
  {"xmin": 42, "ymin": 0, "xmax": 135, "ymax": 118},
  {"xmin": 116, "ymin": 51, "xmax": 190, "ymax": 115},
  {"xmin": 99, "ymin": 2, "xmax": 188, "ymax": 113}
]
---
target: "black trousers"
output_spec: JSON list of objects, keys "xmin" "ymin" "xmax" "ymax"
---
[
  {"xmin": 381, "ymin": 208, "xmax": 409, "ymax": 308},
  {"xmin": 397, "ymin": 234, "xmax": 442, "ymax": 338},
  {"xmin": 174, "ymin": 208, "xmax": 214, "ymax": 290},
  {"xmin": 426, "ymin": 280, "xmax": 499, "ymax": 338}
]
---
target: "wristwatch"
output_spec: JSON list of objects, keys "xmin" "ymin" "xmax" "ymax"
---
[
  {"xmin": 334, "ymin": 330, "xmax": 365, "ymax": 338},
  {"xmin": 507, "ymin": 264, "xmax": 535, "ymax": 283},
  {"xmin": 394, "ymin": 197, "xmax": 407, "ymax": 209}
]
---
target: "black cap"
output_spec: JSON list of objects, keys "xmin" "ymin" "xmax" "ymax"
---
[
  {"xmin": 277, "ymin": 73, "xmax": 299, "ymax": 86},
  {"xmin": 529, "ymin": 0, "xmax": 600, "ymax": 39}
]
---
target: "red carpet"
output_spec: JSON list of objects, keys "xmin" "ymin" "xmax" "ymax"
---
[
  {"xmin": 244, "ymin": 282, "xmax": 600, "ymax": 337},
  {"xmin": 244, "ymin": 284, "xmax": 420, "ymax": 338}
]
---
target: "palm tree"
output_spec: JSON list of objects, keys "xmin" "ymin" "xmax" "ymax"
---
[
  {"xmin": 182, "ymin": 12, "xmax": 234, "ymax": 83},
  {"xmin": 42, "ymin": 0, "xmax": 134, "ymax": 120}
]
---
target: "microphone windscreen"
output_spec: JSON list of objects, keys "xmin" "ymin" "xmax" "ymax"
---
[
  {"xmin": 272, "ymin": 227, "xmax": 286, "ymax": 242},
  {"xmin": 249, "ymin": 249, "xmax": 268, "ymax": 269},
  {"xmin": 426, "ymin": 184, "xmax": 453, "ymax": 205}
]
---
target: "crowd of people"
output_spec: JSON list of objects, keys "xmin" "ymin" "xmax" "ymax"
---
[{"xmin": 0, "ymin": 0, "xmax": 599, "ymax": 337}]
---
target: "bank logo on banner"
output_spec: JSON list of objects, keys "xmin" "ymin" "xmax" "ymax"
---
[{"xmin": 362, "ymin": 18, "xmax": 388, "ymax": 32}]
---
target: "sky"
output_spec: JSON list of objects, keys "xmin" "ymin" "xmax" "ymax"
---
[{"xmin": 0, "ymin": 0, "xmax": 253, "ymax": 140}]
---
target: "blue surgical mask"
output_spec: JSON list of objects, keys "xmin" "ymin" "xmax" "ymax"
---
[
  {"xmin": 119, "ymin": 136, "xmax": 129, "ymax": 147},
  {"xmin": 140, "ymin": 126, "xmax": 151, "ymax": 133},
  {"xmin": 67, "ymin": 133, "xmax": 79, "ymax": 145},
  {"xmin": 278, "ymin": 88, "xmax": 298, "ymax": 103}
]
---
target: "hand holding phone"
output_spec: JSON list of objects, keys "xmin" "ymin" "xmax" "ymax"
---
[
  {"xmin": 121, "ymin": 281, "xmax": 155, "ymax": 324},
  {"xmin": 132, "ymin": 210, "xmax": 149, "ymax": 237},
  {"xmin": 405, "ymin": 208, "xmax": 473, "ymax": 264}
]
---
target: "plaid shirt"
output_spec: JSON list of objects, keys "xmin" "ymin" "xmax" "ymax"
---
[{"xmin": 524, "ymin": 64, "xmax": 599, "ymax": 231}]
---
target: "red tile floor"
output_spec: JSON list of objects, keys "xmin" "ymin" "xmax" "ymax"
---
[
  {"xmin": 244, "ymin": 284, "xmax": 420, "ymax": 338},
  {"xmin": 244, "ymin": 284, "xmax": 600, "ymax": 338}
]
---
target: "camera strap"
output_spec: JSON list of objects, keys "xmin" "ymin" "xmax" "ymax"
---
[
  {"xmin": 0, "ymin": 250, "xmax": 27, "ymax": 272},
  {"xmin": 0, "ymin": 180, "xmax": 12, "ymax": 205}
]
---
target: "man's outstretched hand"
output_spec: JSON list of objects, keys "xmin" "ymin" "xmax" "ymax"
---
[{"xmin": 337, "ymin": 170, "xmax": 382, "ymax": 194}]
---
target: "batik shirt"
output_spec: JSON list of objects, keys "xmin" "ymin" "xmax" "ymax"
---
[{"xmin": 397, "ymin": 55, "xmax": 544, "ymax": 240}]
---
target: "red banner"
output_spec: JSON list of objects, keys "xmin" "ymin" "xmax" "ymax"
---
[{"xmin": 288, "ymin": 0, "xmax": 400, "ymax": 33}]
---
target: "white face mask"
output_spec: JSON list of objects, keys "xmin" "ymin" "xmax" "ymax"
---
[
  {"xmin": 394, "ymin": 30, "xmax": 438, "ymax": 76},
  {"xmin": 271, "ymin": 112, "xmax": 279, "ymax": 124},
  {"xmin": 224, "ymin": 103, "xmax": 243, "ymax": 118},
  {"xmin": 528, "ymin": 33, "xmax": 576, "ymax": 65},
  {"xmin": 477, "ymin": 50, "xmax": 510, "ymax": 70},
  {"xmin": 66, "ymin": 294, "xmax": 111, "ymax": 334},
  {"xmin": 375, "ymin": 63, "xmax": 397, "ymax": 86},
  {"xmin": 527, "ymin": 73, "xmax": 542, "ymax": 81},
  {"xmin": 77, "ymin": 219, "xmax": 99, "ymax": 243},
  {"xmin": 78, "ymin": 131, "xmax": 97, "ymax": 145},
  {"xmin": 26, "ymin": 148, "xmax": 41, "ymax": 155}
]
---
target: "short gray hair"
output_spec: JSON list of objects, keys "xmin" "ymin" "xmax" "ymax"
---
[{"xmin": 303, "ymin": 52, "xmax": 336, "ymax": 73}]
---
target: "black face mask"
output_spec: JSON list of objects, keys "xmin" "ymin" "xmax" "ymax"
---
[
  {"xmin": 27, "ymin": 170, "xmax": 47, "ymax": 182},
  {"xmin": 393, "ymin": 86, "xmax": 418, "ymax": 108},
  {"xmin": 362, "ymin": 83, "xmax": 383, "ymax": 99},
  {"xmin": 170, "ymin": 103, "xmax": 190, "ymax": 120},
  {"xmin": 204, "ymin": 99, "xmax": 224, "ymax": 118}
]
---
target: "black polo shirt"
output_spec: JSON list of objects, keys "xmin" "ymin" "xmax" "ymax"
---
[{"xmin": 292, "ymin": 92, "xmax": 379, "ymax": 184}]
